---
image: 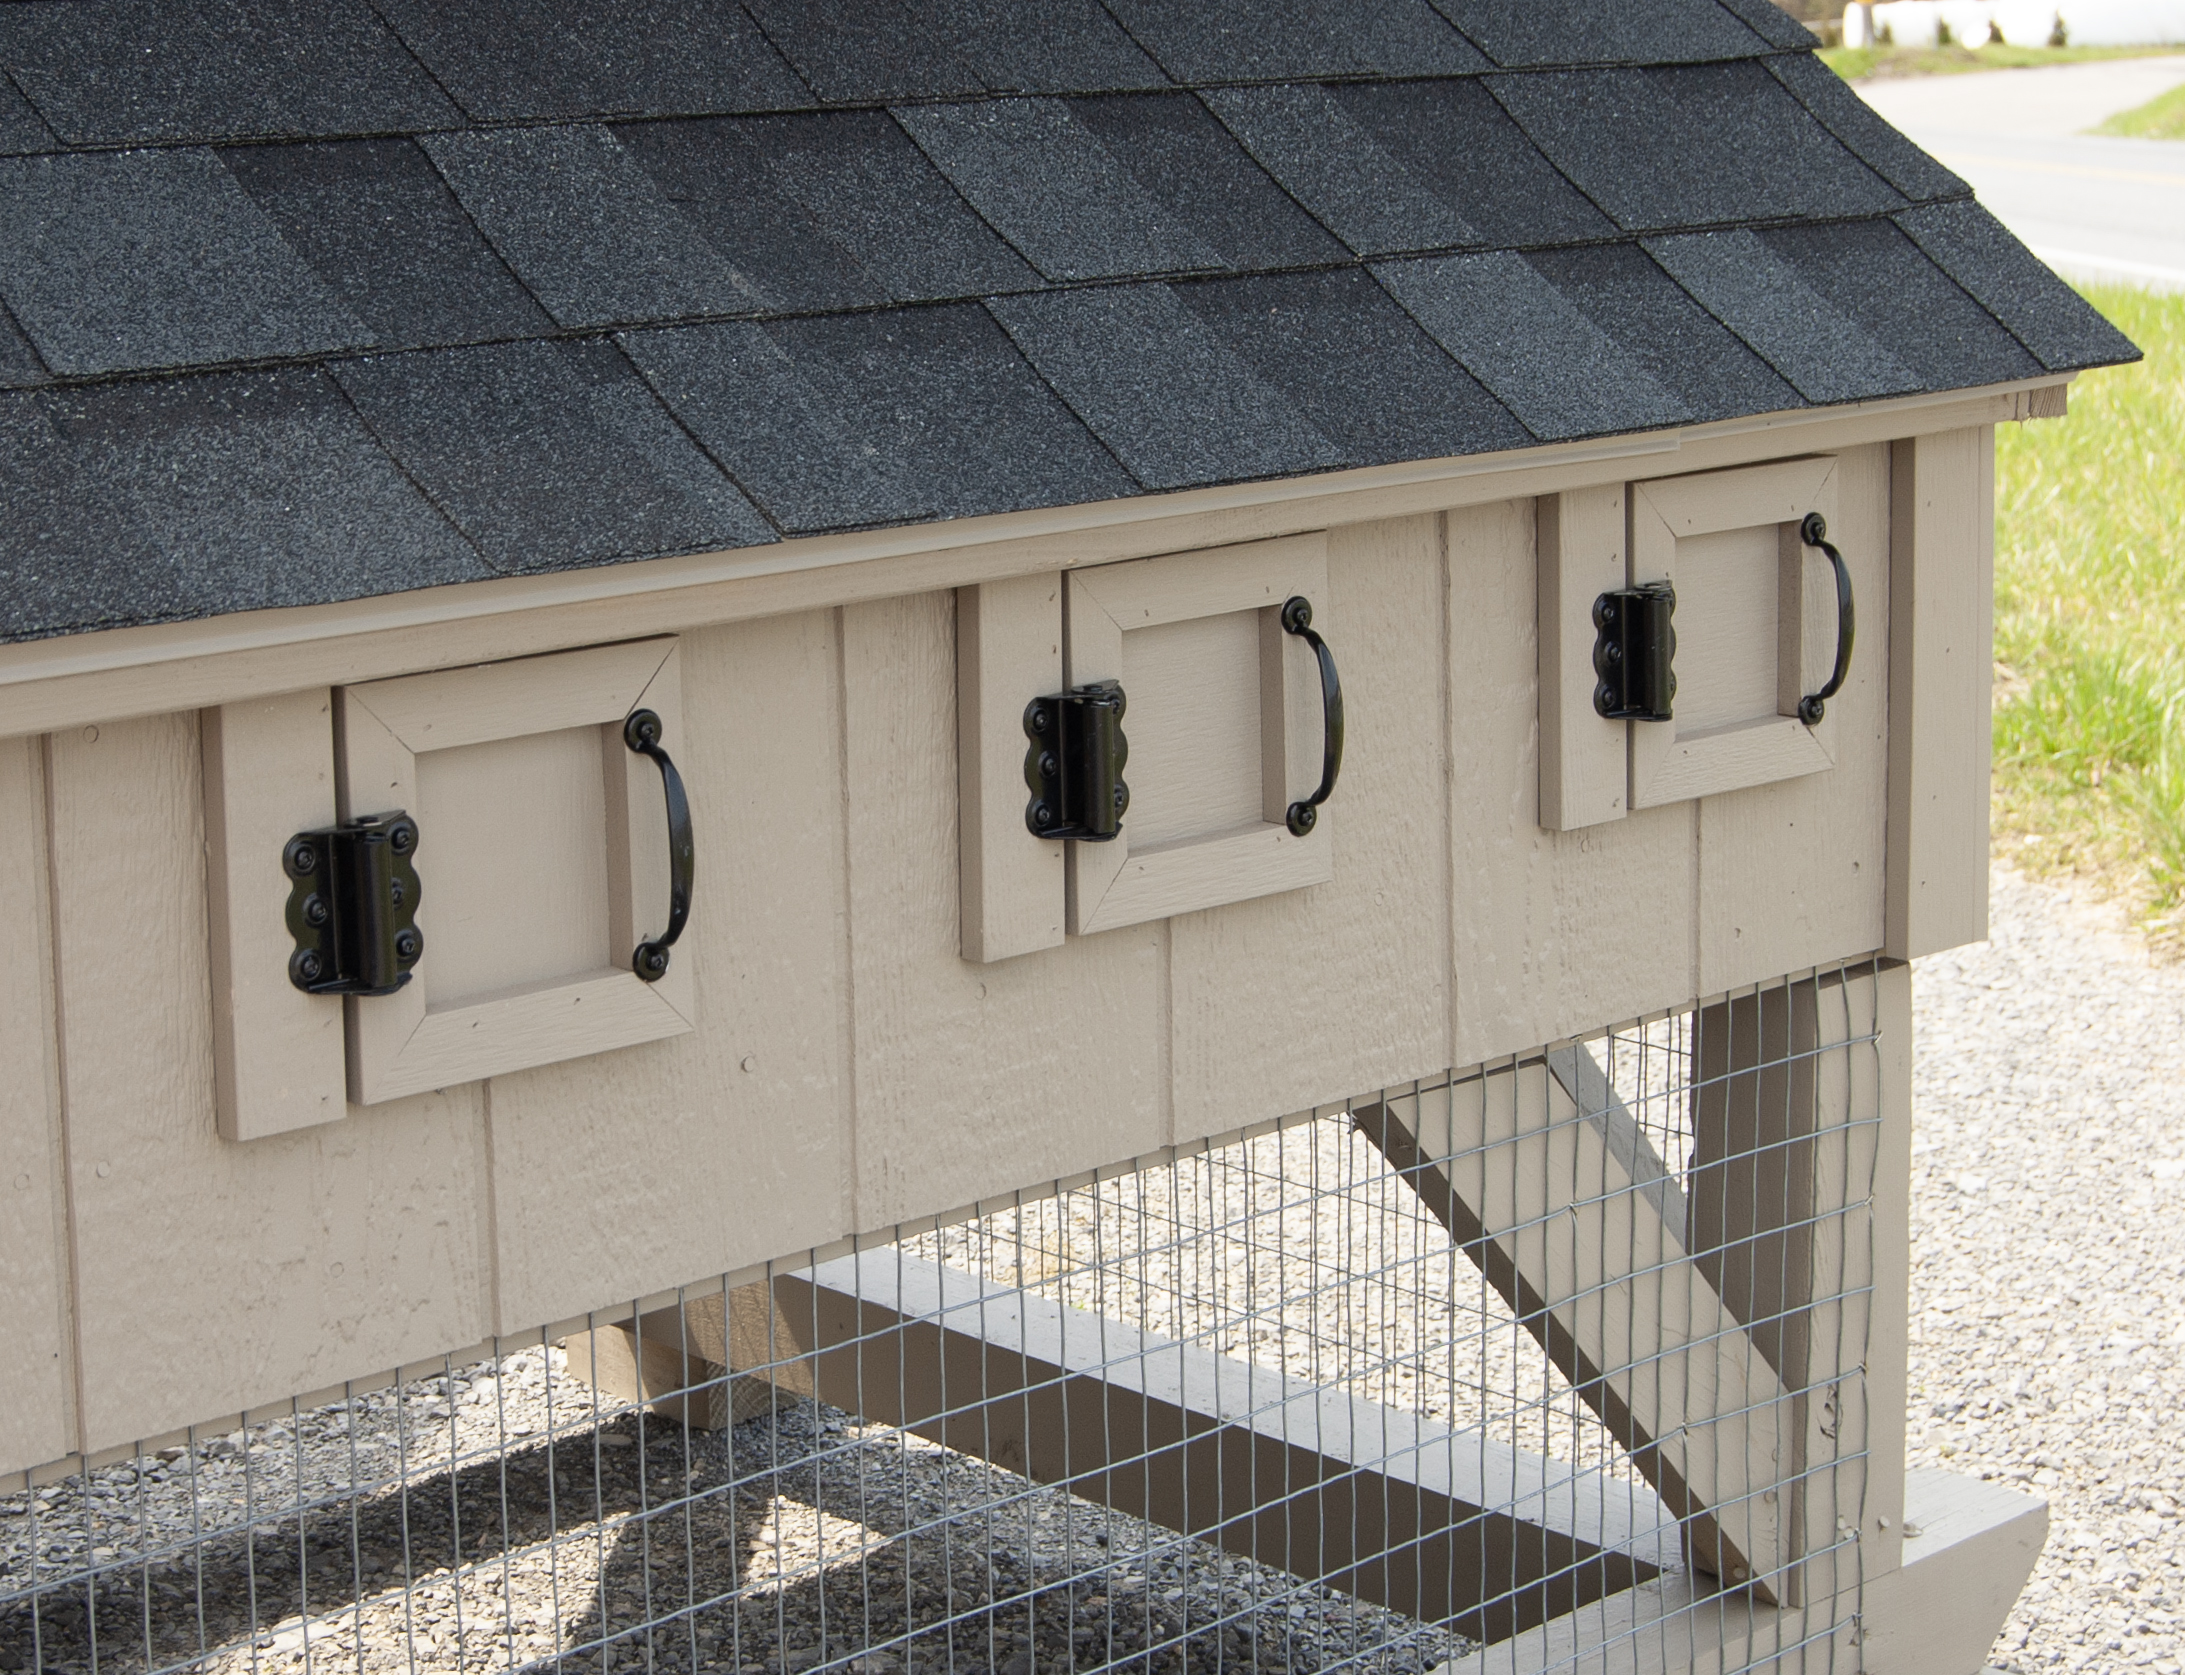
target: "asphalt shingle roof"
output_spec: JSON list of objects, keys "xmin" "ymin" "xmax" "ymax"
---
[{"xmin": 0, "ymin": 0, "xmax": 2137, "ymax": 644}]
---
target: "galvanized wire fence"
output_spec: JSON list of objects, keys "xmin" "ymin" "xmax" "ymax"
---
[{"xmin": 0, "ymin": 965, "xmax": 1883, "ymax": 1675}]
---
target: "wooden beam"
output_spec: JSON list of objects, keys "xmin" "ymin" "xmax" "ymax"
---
[
  {"xmin": 1356, "ymin": 1057, "xmax": 1789, "ymax": 1601},
  {"xmin": 686, "ymin": 1255, "xmax": 1674, "ymax": 1644},
  {"xmin": 1436, "ymin": 1466, "xmax": 2043, "ymax": 1675},
  {"xmin": 1688, "ymin": 970, "xmax": 1881, "ymax": 1608}
]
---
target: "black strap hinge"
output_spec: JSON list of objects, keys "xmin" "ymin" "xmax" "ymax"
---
[
  {"xmin": 1592, "ymin": 583, "xmax": 1678, "ymax": 723},
  {"xmin": 283, "ymin": 813, "xmax": 424, "ymax": 996},
  {"xmin": 1024, "ymin": 682, "xmax": 1130, "ymax": 842}
]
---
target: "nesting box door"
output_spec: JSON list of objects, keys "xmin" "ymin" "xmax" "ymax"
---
[
  {"xmin": 337, "ymin": 639, "xmax": 693, "ymax": 1104},
  {"xmin": 957, "ymin": 535, "xmax": 1340, "ymax": 957},
  {"xmin": 1539, "ymin": 458, "xmax": 1850, "ymax": 830},
  {"xmin": 1065, "ymin": 535, "xmax": 1335, "ymax": 936},
  {"xmin": 204, "ymin": 638, "xmax": 693, "ymax": 1136}
]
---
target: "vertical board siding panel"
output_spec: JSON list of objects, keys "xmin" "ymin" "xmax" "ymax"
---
[
  {"xmin": 1885, "ymin": 427, "xmax": 1993, "ymax": 960},
  {"xmin": 486, "ymin": 613, "xmax": 854, "ymax": 1331},
  {"xmin": 202, "ymin": 689, "xmax": 346, "ymax": 1140},
  {"xmin": 47, "ymin": 715, "xmax": 491, "ymax": 1453},
  {"xmin": 842, "ymin": 593, "xmax": 1165, "ymax": 1228},
  {"xmin": 1168, "ymin": 515, "xmax": 1451, "ymax": 1136},
  {"xmin": 958, "ymin": 575, "xmax": 1066, "ymax": 962},
  {"xmin": 0, "ymin": 736, "xmax": 73, "ymax": 1473},
  {"xmin": 1449, "ymin": 499, "xmax": 1698, "ymax": 1068},
  {"xmin": 1536, "ymin": 486, "xmax": 1630, "ymax": 831},
  {"xmin": 1864, "ymin": 960, "xmax": 1913, "ymax": 1581},
  {"xmin": 1696, "ymin": 444, "xmax": 1891, "ymax": 993}
]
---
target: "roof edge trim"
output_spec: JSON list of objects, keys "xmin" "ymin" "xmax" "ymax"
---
[{"xmin": 0, "ymin": 372, "xmax": 2071, "ymax": 738}]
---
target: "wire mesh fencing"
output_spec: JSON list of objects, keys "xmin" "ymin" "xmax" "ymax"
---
[{"xmin": 0, "ymin": 963, "xmax": 1885, "ymax": 1675}]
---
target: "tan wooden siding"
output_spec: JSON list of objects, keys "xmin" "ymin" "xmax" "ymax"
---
[
  {"xmin": 484, "ymin": 609, "xmax": 855, "ymax": 1334},
  {"xmin": 0, "ymin": 434, "xmax": 1977, "ymax": 1473},
  {"xmin": 0, "ymin": 735, "xmax": 73, "ymax": 1468},
  {"xmin": 43, "ymin": 714, "xmax": 494, "ymax": 1450},
  {"xmin": 1694, "ymin": 442, "xmax": 1892, "ymax": 996}
]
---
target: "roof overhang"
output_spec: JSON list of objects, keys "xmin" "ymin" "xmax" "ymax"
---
[{"xmin": 0, "ymin": 373, "xmax": 2069, "ymax": 740}]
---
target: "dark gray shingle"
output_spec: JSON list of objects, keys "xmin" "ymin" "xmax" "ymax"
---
[
  {"xmin": 1709, "ymin": 0, "xmax": 1819, "ymax": 48},
  {"xmin": 1179, "ymin": 268, "xmax": 1531, "ymax": 463},
  {"xmin": 0, "ymin": 73, "xmax": 55, "ymax": 155},
  {"xmin": 902, "ymin": 0, "xmax": 1171, "ymax": 93},
  {"xmin": 897, "ymin": 99, "xmax": 1222, "ymax": 281},
  {"xmin": 0, "ymin": 370, "xmax": 487, "ymax": 643},
  {"xmin": 1378, "ymin": 251, "xmax": 1690, "ymax": 439},
  {"xmin": 1524, "ymin": 242, "xmax": 1798, "ymax": 419},
  {"xmin": 367, "ymin": 0, "xmax": 808, "ymax": 122},
  {"xmin": 0, "ymin": 0, "xmax": 456, "ymax": 144},
  {"xmin": 423, "ymin": 125, "xmax": 761, "ymax": 328},
  {"xmin": 628, "ymin": 305, "xmax": 1130, "ymax": 532},
  {"xmin": 1896, "ymin": 199, "xmax": 2142, "ymax": 371},
  {"xmin": 1765, "ymin": 52, "xmax": 1966, "ymax": 202},
  {"xmin": 615, "ymin": 119, "xmax": 887, "ymax": 314},
  {"xmin": 1763, "ymin": 219, "xmax": 2041, "ymax": 392},
  {"xmin": 223, "ymin": 139, "xmax": 552, "ymax": 349},
  {"xmin": 1064, "ymin": 93, "xmax": 1346, "ymax": 269},
  {"xmin": 1205, "ymin": 85, "xmax": 1474, "ymax": 256},
  {"xmin": 742, "ymin": 0, "xmax": 983, "ymax": 102},
  {"xmin": 727, "ymin": 112, "xmax": 1037, "ymax": 301},
  {"xmin": 1102, "ymin": 0, "xmax": 1487, "ymax": 79},
  {"xmin": 0, "ymin": 301, "xmax": 48, "ymax": 389},
  {"xmin": 1431, "ymin": 0, "xmax": 1766, "ymax": 64},
  {"xmin": 1329, "ymin": 78, "xmax": 1616, "ymax": 248},
  {"xmin": 989, "ymin": 284, "xmax": 1347, "ymax": 489},
  {"xmin": 1645, "ymin": 228, "xmax": 1920, "ymax": 403},
  {"xmin": 334, "ymin": 339, "xmax": 774, "ymax": 572},
  {"xmin": 1492, "ymin": 62, "xmax": 1902, "ymax": 231},
  {"xmin": 0, "ymin": 148, "xmax": 369, "ymax": 376}
]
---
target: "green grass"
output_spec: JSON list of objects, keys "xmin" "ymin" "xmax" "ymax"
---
[
  {"xmin": 1821, "ymin": 42, "xmax": 2183, "ymax": 79},
  {"xmin": 1992, "ymin": 286, "xmax": 2185, "ymax": 934},
  {"xmin": 2096, "ymin": 79, "xmax": 2185, "ymax": 136}
]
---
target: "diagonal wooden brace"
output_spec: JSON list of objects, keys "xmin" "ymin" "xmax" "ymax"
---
[{"xmin": 1356, "ymin": 1054, "xmax": 1791, "ymax": 1603}]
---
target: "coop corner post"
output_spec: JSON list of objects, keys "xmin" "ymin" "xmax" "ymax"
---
[{"xmin": 1885, "ymin": 427, "xmax": 1995, "ymax": 961}]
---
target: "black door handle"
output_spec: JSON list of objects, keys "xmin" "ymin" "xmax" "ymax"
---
[
  {"xmin": 1280, "ymin": 596, "xmax": 1344, "ymax": 836},
  {"xmin": 1797, "ymin": 513, "xmax": 1855, "ymax": 726},
  {"xmin": 623, "ymin": 708, "xmax": 692, "ymax": 981}
]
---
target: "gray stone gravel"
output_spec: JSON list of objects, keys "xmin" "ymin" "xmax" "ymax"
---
[{"xmin": 1911, "ymin": 865, "xmax": 2185, "ymax": 1674}]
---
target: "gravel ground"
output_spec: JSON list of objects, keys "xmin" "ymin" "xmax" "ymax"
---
[{"xmin": 1911, "ymin": 865, "xmax": 2185, "ymax": 1673}]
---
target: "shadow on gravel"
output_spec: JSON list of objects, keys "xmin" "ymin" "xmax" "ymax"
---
[{"xmin": 0, "ymin": 1397, "xmax": 1461, "ymax": 1675}]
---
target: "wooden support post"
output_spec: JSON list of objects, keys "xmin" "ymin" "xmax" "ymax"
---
[
  {"xmin": 737, "ymin": 1253, "xmax": 1672, "ymax": 1644},
  {"xmin": 565, "ymin": 1294, "xmax": 776, "ymax": 1431},
  {"xmin": 1358, "ymin": 1064, "xmax": 1789, "ymax": 1602},
  {"xmin": 1687, "ymin": 970, "xmax": 1881, "ymax": 1608}
]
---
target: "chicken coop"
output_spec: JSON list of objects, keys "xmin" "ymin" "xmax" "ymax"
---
[{"xmin": 0, "ymin": 2, "xmax": 2139, "ymax": 1673}]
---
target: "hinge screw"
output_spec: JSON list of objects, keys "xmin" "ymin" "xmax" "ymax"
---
[
  {"xmin": 394, "ymin": 929, "xmax": 422, "ymax": 963},
  {"xmin": 293, "ymin": 950, "xmax": 324, "ymax": 985},
  {"xmin": 302, "ymin": 893, "xmax": 329, "ymax": 928},
  {"xmin": 388, "ymin": 819, "xmax": 418, "ymax": 856}
]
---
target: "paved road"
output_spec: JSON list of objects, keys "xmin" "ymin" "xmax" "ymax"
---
[{"xmin": 1860, "ymin": 56, "xmax": 2185, "ymax": 289}]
